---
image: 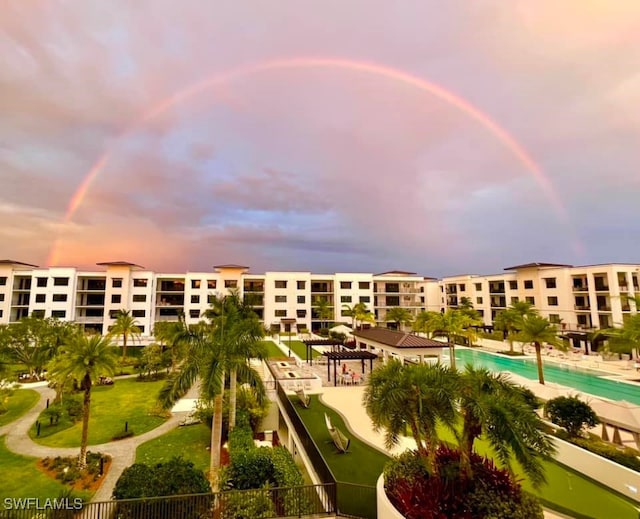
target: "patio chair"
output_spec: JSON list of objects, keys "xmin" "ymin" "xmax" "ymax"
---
[
  {"xmin": 324, "ymin": 413, "xmax": 350, "ymax": 453},
  {"xmin": 295, "ymin": 388, "xmax": 311, "ymax": 408}
]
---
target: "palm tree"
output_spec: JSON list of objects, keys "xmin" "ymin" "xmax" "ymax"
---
[
  {"xmin": 110, "ymin": 310, "xmax": 141, "ymax": 361},
  {"xmin": 313, "ymin": 297, "xmax": 333, "ymax": 332},
  {"xmin": 412, "ymin": 311, "xmax": 442, "ymax": 338},
  {"xmin": 494, "ymin": 301, "xmax": 538, "ymax": 353},
  {"xmin": 363, "ymin": 360, "xmax": 458, "ymax": 474},
  {"xmin": 48, "ymin": 335, "xmax": 118, "ymax": 468},
  {"xmin": 456, "ymin": 365, "xmax": 554, "ymax": 487},
  {"xmin": 153, "ymin": 319, "xmax": 187, "ymax": 372},
  {"xmin": 516, "ymin": 314, "xmax": 564, "ymax": 384},
  {"xmin": 604, "ymin": 312, "xmax": 640, "ymax": 359},
  {"xmin": 342, "ymin": 302, "xmax": 368, "ymax": 331},
  {"xmin": 433, "ymin": 310, "xmax": 482, "ymax": 370},
  {"xmin": 385, "ymin": 307, "xmax": 414, "ymax": 331}
]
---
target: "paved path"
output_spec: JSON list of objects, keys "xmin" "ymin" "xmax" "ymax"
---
[{"xmin": 0, "ymin": 379, "xmax": 194, "ymax": 503}]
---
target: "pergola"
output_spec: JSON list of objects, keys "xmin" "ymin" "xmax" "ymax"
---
[
  {"xmin": 321, "ymin": 350, "xmax": 379, "ymax": 387},
  {"xmin": 353, "ymin": 327, "xmax": 445, "ymax": 364},
  {"xmin": 301, "ymin": 339, "xmax": 344, "ymax": 365}
]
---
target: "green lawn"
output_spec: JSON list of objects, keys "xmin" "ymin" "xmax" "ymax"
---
[
  {"xmin": 260, "ymin": 340, "xmax": 287, "ymax": 359},
  {"xmin": 286, "ymin": 340, "xmax": 322, "ymax": 360},
  {"xmin": 0, "ymin": 435, "xmax": 91, "ymax": 501},
  {"xmin": 29, "ymin": 379, "xmax": 167, "ymax": 447},
  {"xmin": 293, "ymin": 395, "xmax": 389, "ymax": 518},
  {"xmin": 0, "ymin": 388, "xmax": 39, "ymax": 426},
  {"xmin": 136, "ymin": 423, "xmax": 211, "ymax": 475}
]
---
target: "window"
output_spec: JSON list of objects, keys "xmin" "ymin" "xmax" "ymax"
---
[
  {"xmin": 359, "ymin": 296, "xmax": 370, "ymax": 303},
  {"xmin": 37, "ymin": 277, "xmax": 48, "ymax": 287},
  {"xmin": 386, "ymin": 296, "xmax": 400, "ymax": 306},
  {"xmin": 52, "ymin": 294, "xmax": 67, "ymax": 302},
  {"xmin": 133, "ymin": 294, "xmax": 146, "ymax": 303},
  {"xmin": 549, "ymin": 314, "xmax": 561, "ymax": 324},
  {"xmin": 544, "ymin": 277, "xmax": 557, "ymax": 289},
  {"xmin": 53, "ymin": 277, "xmax": 69, "ymax": 286},
  {"xmin": 296, "ymin": 309, "xmax": 306, "ymax": 318},
  {"xmin": 132, "ymin": 310, "xmax": 145, "ymax": 318},
  {"xmin": 0, "ymin": 310, "xmax": 2, "ymax": 318},
  {"xmin": 476, "ymin": 297, "xmax": 483, "ymax": 304},
  {"xmin": 340, "ymin": 281, "xmax": 352, "ymax": 289},
  {"xmin": 0, "ymin": 277, "xmax": 6, "ymax": 286},
  {"xmin": 112, "ymin": 278, "xmax": 123, "ymax": 288},
  {"xmin": 297, "ymin": 281, "xmax": 306, "ymax": 290},
  {"xmin": 51, "ymin": 310, "xmax": 66, "ymax": 319},
  {"xmin": 458, "ymin": 284, "xmax": 466, "ymax": 291},
  {"xmin": 224, "ymin": 280, "xmax": 237, "ymax": 288},
  {"xmin": 511, "ymin": 296, "xmax": 519, "ymax": 303},
  {"xmin": 32, "ymin": 310, "xmax": 45, "ymax": 318},
  {"xmin": 133, "ymin": 279, "xmax": 148, "ymax": 287},
  {"xmin": 191, "ymin": 295, "xmax": 200, "ymax": 304},
  {"xmin": 35, "ymin": 294, "xmax": 46, "ymax": 303},
  {"xmin": 525, "ymin": 296, "xmax": 535, "ymax": 305},
  {"xmin": 341, "ymin": 295, "xmax": 352, "ymax": 303},
  {"xmin": 524, "ymin": 280, "xmax": 534, "ymax": 289},
  {"xmin": 191, "ymin": 279, "xmax": 201, "ymax": 289},
  {"xmin": 297, "ymin": 296, "xmax": 305, "ymax": 304},
  {"xmin": 275, "ymin": 280, "xmax": 287, "ymax": 289},
  {"xmin": 547, "ymin": 296, "xmax": 558, "ymax": 306},
  {"xmin": 207, "ymin": 294, "xmax": 215, "ymax": 304},
  {"xmin": 0, "ymin": 294, "xmax": 3, "ymax": 302},
  {"xmin": 109, "ymin": 310, "xmax": 119, "ymax": 319},
  {"xmin": 275, "ymin": 295, "xmax": 287, "ymax": 303},
  {"xmin": 359, "ymin": 281, "xmax": 370, "ymax": 290},
  {"xmin": 475, "ymin": 282, "xmax": 482, "ymax": 291},
  {"xmin": 189, "ymin": 309, "xmax": 200, "ymax": 319},
  {"xmin": 207, "ymin": 280, "xmax": 216, "ymax": 289},
  {"xmin": 111, "ymin": 294, "xmax": 121, "ymax": 304},
  {"xmin": 509, "ymin": 281, "xmax": 518, "ymax": 290},
  {"xmin": 275, "ymin": 309, "xmax": 287, "ymax": 317}
]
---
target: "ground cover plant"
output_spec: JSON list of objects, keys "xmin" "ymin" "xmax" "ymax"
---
[
  {"xmin": 0, "ymin": 388, "xmax": 39, "ymax": 426},
  {"xmin": 261, "ymin": 340, "xmax": 287, "ymax": 358},
  {"xmin": 29, "ymin": 378, "xmax": 167, "ymax": 447},
  {"xmin": 283, "ymin": 340, "xmax": 322, "ymax": 360},
  {"xmin": 40, "ymin": 452, "xmax": 110, "ymax": 491}
]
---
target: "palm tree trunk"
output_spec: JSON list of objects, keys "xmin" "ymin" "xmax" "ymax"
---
[
  {"xmin": 210, "ymin": 373, "xmax": 225, "ymax": 491},
  {"xmin": 534, "ymin": 342, "xmax": 545, "ymax": 384},
  {"xmin": 79, "ymin": 374, "xmax": 91, "ymax": 469},
  {"xmin": 122, "ymin": 332, "xmax": 127, "ymax": 361},
  {"xmin": 229, "ymin": 368, "xmax": 237, "ymax": 431},
  {"xmin": 508, "ymin": 333, "xmax": 514, "ymax": 354},
  {"xmin": 449, "ymin": 337, "xmax": 457, "ymax": 370}
]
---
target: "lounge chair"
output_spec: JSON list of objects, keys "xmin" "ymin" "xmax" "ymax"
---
[
  {"xmin": 324, "ymin": 413, "xmax": 350, "ymax": 453},
  {"xmin": 295, "ymin": 388, "xmax": 311, "ymax": 408}
]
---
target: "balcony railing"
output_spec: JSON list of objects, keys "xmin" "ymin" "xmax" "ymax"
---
[
  {"xmin": 597, "ymin": 306, "xmax": 612, "ymax": 312},
  {"xmin": 572, "ymin": 285, "xmax": 589, "ymax": 291},
  {"xmin": 594, "ymin": 285, "xmax": 610, "ymax": 291}
]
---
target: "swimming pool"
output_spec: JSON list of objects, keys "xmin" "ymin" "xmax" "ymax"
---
[{"xmin": 453, "ymin": 348, "xmax": 640, "ymax": 405}]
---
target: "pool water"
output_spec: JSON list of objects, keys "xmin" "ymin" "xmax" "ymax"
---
[{"xmin": 454, "ymin": 348, "xmax": 640, "ymax": 405}]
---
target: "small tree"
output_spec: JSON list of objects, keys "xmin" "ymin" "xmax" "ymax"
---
[{"xmin": 545, "ymin": 396, "xmax": 599, "ymax": 438}]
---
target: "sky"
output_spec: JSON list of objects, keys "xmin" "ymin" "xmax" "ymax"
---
[{"xmin": 1, "ymin": 1, "xmax": 639, "ymax": 277}]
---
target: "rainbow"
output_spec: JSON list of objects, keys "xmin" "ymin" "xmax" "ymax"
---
[{"xmin": 50, "ymin": 57, "xmax": 580, "ymax": 265}]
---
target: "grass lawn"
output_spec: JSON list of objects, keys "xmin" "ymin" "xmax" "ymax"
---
[
  {"xmin": 434, "ymin": 425, "xmax": 639, "ymax": 519},
  {"xmin": 260, "ymin": 340, "xmax": 287, "ymax": 359},
  {"xmin": 286, "ymin": 340, "xmax": 322, "ymax": 360},
  {"xmin": 293, "ymin": 395, "xmax": 389, "ymax": 518},
  {"xmin": 0, "ymin": 436, "xmax": 91, "ymax": 501},
  {"xmin": 136, "ymin": 423, "xmax": 211, "ymax": 475},
  {"xmin": 29, "ymin": 378, "xmax": 167, "ymax": 447},
  {"xmin": 0, "ymin": 388, "xmax": 39, "ymax": 426}
]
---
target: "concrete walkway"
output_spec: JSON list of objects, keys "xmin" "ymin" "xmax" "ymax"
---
[{"xmin": 1, "ymin": 379, "xmax": 193, "ymax": 503}]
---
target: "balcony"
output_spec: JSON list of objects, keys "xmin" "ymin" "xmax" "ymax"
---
[
  {"xmin": 572, "ymin": 285, "xmax": 589, "ymax": 292},
  {"xmin": 597, "ymin": 306, "xmax": 611, "ymax": 312},
  {"xmin": 594, "ymin": 284, "xmax": 610, "ymax": 292},
  {"xmin": 574, "ymin": 305, "xmax": 591, "ymax": 311}
]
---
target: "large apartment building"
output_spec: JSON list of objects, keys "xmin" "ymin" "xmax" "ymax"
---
[
  {"xmin": 0, "ymin": 261, "xmax": 437, "ymax": 338},
  {"xmin": 1, "ymin": 260, "xmax": 638, "ymax": 339}
]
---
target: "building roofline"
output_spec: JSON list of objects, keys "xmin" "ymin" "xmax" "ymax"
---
[
  {"xmin": 503, "ymin": 262, "xmax": 574, "ymax": 271},
  {"xmin": 0, "ymin": 259, "xmax": 39, "ymax": 268},
  {"xmin": 96, "ymin": 261, "xmax": 145, "ymax": 269}
]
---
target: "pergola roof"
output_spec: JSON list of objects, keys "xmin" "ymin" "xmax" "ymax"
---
[
  {"xmin": 322, "ymin": 350, "xmax": 379, "ymax": 361},
  {"xmin": 354, "ymin": 327, "xmax": 443, "ymax": 348},
  {"xmin": 303, "ymin": 339, "xmax": 344, "ymax": 347}
]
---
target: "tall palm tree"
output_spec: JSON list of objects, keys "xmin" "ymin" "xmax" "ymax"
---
[
  {"xmin": 48, "ymin": 334, "xmax": 118, "ymax": 468},
  {"xmin": 363, "ymin": 360, "xmax": 458, "ymax": 474},
  {"xmin": 494, "ymin": 301, "xmax": 538, "ymax": 353},
  {"xmin": 605, "ymin": 312, "xmax": 640, "ymax": 359},
  {"xmin": 412, "ymin": 310, "xmax": 443, "ymax": 338},
  {"xmin": 153, "ymin": 319, "xmax": 187, "ymax": 372},
  {"xmin": 384, "ymin": 307, "xmax": 414, "ymax": 331},
  {"xmin": 433, "ymin": 309, "xmax": 482, "ymax": 370},
  {"xmin": 110, "ymin": 310, "xmax": 141, "ymax": 361},
  {"xmin": 456, "ymin": 365, "xmax": 554, "ymax": 487},
  {"xmin": 313, "ymin": 297, "xmax": 333, "ymax": 332},
  {"xmin": 342, "ymin": 302, "xmax": 368, "ymax": 331},
  {"xmin": 516, "ymin": 314, "xmax": 564, "ymax": 384}
]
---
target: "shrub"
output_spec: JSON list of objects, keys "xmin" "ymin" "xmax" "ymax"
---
[
  {"xmin": 227, "ymin": 448, "xmax": 274, "ymax": 490},
  {"xmin": 545, "ymin": 396, "xmax": 599, "ymax": 437},
  {"xmin": 63, "ymin": 396, "xmax": 83, "ymax": 421},
  {"xmin": 112, "ymin": 429, "xmax": 135, "ymax": 441},
  {"xmin": 564, "ymin": 434, "xmax": 640, "ymax": 471},
  {"xmin": 220, "ymin": 489, "xmax": 275, "ymax": 519}
]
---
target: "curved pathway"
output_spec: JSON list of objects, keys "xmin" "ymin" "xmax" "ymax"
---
[{"xmin": 1, "ymin": 381, "xmax": 193, "ymax": 503}]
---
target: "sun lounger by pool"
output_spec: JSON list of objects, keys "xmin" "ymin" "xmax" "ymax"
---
[
  {"xmin": 324, "ymin": 413, "xmax": 350, "ymax": 453},
  {"xmin": 295, "ymin": 388, "xmax": 311, "ymax": 408}
]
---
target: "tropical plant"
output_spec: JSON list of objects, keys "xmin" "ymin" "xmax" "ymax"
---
[
  {"xmin": 313, "ymin": 297, "xmax": 333, "ymax": 330},
  {"xmin": 342, "ymin": 302, "xmax": 368, "ymax": 331},
  {"xmin": 109, "ymin": 310, "xmax": 141, "ymax": 361},
  {"xmin": 515, "ymin": 314, "xmax": 564, "ymax": 384},
  {"xmin": 494, "ymin": 302, "xmax": 538, "ymax": 353},
  {"xmin": 385, "ymin": 307, "xmax": 414, "ymax": 331},
  {"xmin": 545, "ymin": 396, "xmax": 599, "ymax": 438},
  {"xmin": 412, "ymin": 311, "xmax": 441, "ymax": 338},
  {"xmin": 153, "ymin": 319, "xmax": 187, "ymax": 372},
  {"xmin": 363, "ymin": 360, "xmax": 458, "ymax": 474},
  {"xmin": 458, "ymin": 297, "xmax": 482, "ymax": 321},
  {"xmin": 604, "ymin": 304, "xmax": 640, "ymax": 359},
  {"xmin": 48, "ymin": 334, "xmax": 118, "ymax": 468},
  {"xmin": 432, "ymin": 310, "xmax": 482, "ymax": 370}
]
